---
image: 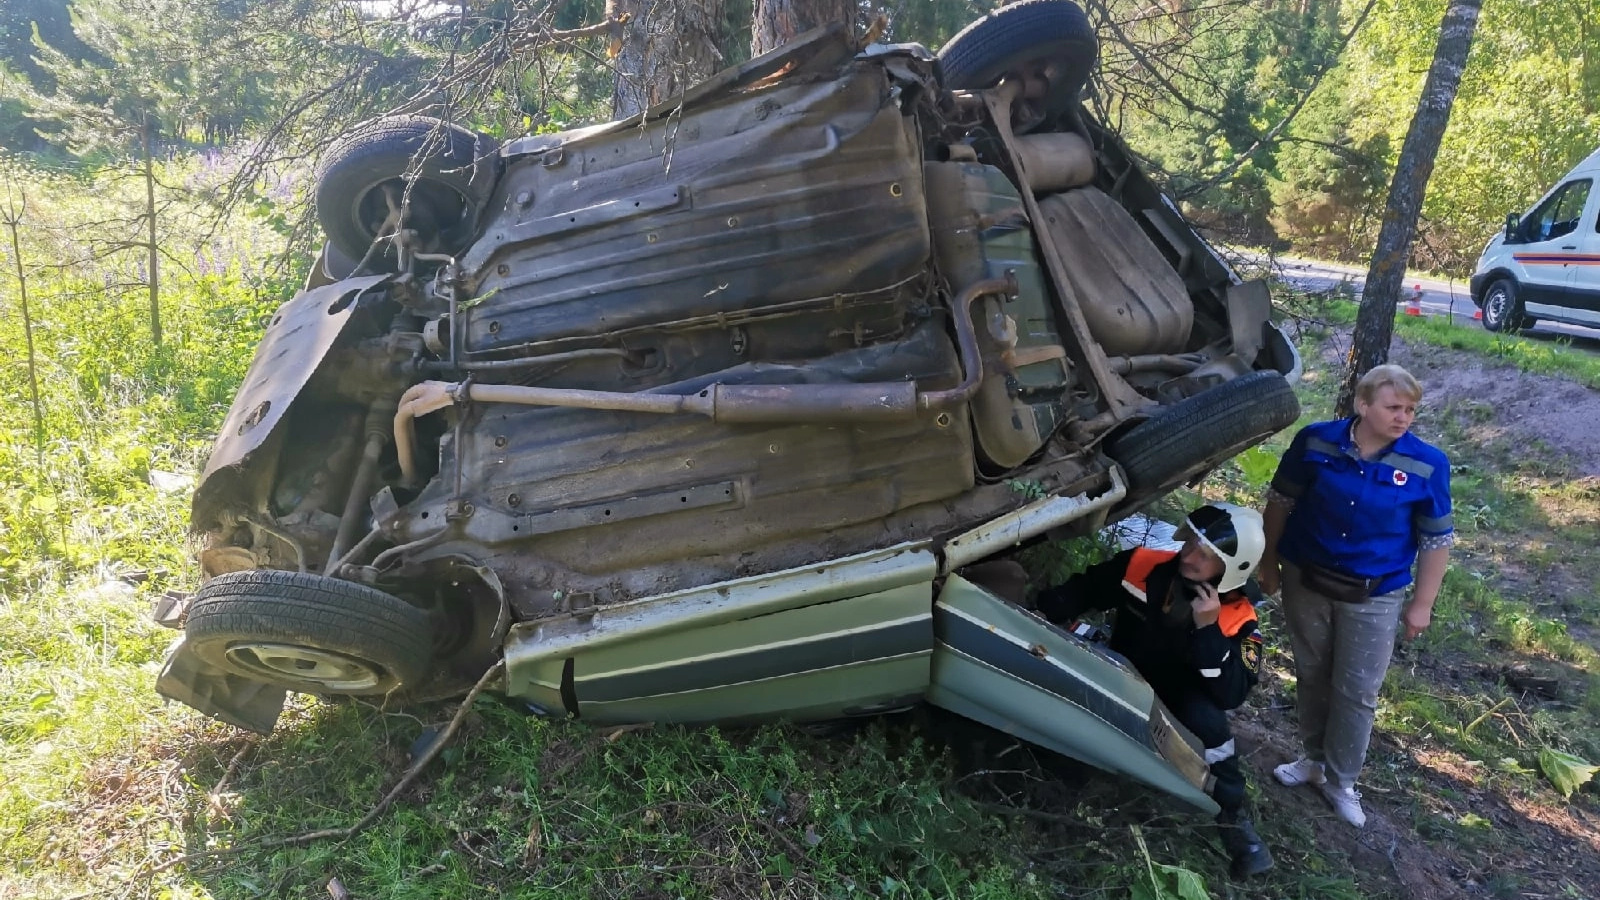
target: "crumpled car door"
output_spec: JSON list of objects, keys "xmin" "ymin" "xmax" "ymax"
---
[{"xmin": 928, "ymin": 572, "xmax": 1219, "ymax": 813}]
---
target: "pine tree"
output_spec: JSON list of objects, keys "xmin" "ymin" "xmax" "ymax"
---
[
  {"xmin": 608, "ymin": 0, "xmax": 730, "ymax": 118},
  {"xmin": 19, "ymin": 0, "xmax": 202, "ymax": 345},
  {"xmin": 751, "ymin": 0, "xmax": 855, "ymax": 55}
]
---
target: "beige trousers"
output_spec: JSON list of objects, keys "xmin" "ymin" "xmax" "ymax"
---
[{"xmin": 1280, "ymin": 561, "xmax": 1404, "ymax": 790}]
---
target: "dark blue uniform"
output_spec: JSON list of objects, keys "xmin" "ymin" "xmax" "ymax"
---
[{"xmin": 1271, "ymin": 418, "xmax": 1453, "ymax": 592}]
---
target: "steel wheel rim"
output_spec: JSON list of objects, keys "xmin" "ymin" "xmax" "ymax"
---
[
  {"xmin": 223, "ymin": 642, "xmax": 384, "ymax": 691},
  {"xmin": 348, "ymin": 179, "xmax": 471, "ymax": 250},
  {"xmin": 1485, "ymin": 288, "xmax": 1508, "ymax": 325}
]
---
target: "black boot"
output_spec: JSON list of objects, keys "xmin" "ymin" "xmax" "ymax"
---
[{"xmin": 1216, "ymin": 811, "xmax": 1274, "ymax": 878}]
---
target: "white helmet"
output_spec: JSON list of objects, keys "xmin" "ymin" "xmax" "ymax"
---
[{"xmin": 1176, "ymin": 503, "xmax": 1266, "ymax": 592}]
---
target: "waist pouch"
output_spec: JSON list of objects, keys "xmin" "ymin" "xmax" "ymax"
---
[{"xmin": 1300, "ymin": 562, "xmax": 1379, "ymax": 604}]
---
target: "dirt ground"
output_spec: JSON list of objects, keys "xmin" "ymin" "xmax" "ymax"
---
[
  {"xmin": 1309, "ymin": 328, "xmax": 1600, "ymax": 476},
  {"xmin": 1394, "ymin": 338, "xmax": 1600, "ymax": 477},
  {"xmin": 1232, "ymin": 333, "xmax": 1600, "ymax": 900}
]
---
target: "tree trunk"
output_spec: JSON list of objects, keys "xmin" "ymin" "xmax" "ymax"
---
[
  {"xmin": 751, "ymin": 0, "xmax": 854, "ymax": 56},
  {"xmin": 142, "ymin": 111, "xmax": 162, "ymax": 347},
  {"xmin": 1336, "ymin": 0, "xmax": 1481, "ymax": 415},
  {"xmin": 610, "ymin": 0, "xmax": 728, "ymax": 119},
  {"xmin": 2, "ymin": 187, "xmax": 45, "ymax": 470}
]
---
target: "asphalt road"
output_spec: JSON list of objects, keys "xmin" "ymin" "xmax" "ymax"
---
[{"xmin": 1265, "ymin": 256, "xmax": 1600, "ymax": 349}]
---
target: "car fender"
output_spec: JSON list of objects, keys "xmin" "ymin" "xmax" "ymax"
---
[{"xmin": 192, "ymin": 274, "xmax": 390, "ymax": 532}]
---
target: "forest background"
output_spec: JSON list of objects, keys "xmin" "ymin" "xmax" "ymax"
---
[
  {"xmin": 5, "ymin": 0, "xmax": 1598, "ymax": 273},
  {"xmin": 2, "ymin": 1, "xmax": 1600, "ymax": 898}
]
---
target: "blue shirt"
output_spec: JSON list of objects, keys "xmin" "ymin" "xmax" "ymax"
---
[{"xmin": 1270, "ymin": 417, "xmax": 1453, "ymax": 595}]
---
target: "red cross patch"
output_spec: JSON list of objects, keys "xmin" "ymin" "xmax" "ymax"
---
[{"xmin": 1392, "ymin": 470, "xmax": 1409, "ymax": 486}]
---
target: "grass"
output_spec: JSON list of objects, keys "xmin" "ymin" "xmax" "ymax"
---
[
  {"xmin": 2, "ymin": 162, "xmax": 1598, "ymax": 899},
  {"xmin": 1395, "ymin": 314, "xmax": 1600, "ymax": 391},
  {"xmin": 166, "ymin": 706, "xmax": 1051, "ymax": 899}
]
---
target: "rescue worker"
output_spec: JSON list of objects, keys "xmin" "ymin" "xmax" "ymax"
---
[{"xmin": 1033, "ymin": 503, "xmax": 1274, "ymax": 879}]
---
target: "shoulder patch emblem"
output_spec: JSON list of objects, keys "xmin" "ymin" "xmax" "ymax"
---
[
  {"xmin": 1392, "ymin": 470, "xmax": 1409, "ymax": 486},
  {"xmin": 1242, "ymin": 634, "xmax": 1263, "ymax": 673}
]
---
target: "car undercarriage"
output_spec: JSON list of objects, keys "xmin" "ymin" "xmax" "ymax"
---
[{"xmin": 157, "ymin": 2, "xmax": 1300, "ymax": 813}]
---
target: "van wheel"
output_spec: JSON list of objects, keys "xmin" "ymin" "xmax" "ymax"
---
[
  {"xmin": 1480, "ymin": 279, "xmax": 1532, "ymax": 332},
  {"xmin": 186, "ymin": 570, "xmax": 433, "ymax": 695},
  {"xmin": 315, "ymin": 116, "xmax": 498, "ymax": 270},
  {"xmin": 938, "ymin": 0, "xmax": 1097, "ymax": 132},
  {"xmin": 1108, "ymin": 371, "xmax": 1301, "ymax": 492}
]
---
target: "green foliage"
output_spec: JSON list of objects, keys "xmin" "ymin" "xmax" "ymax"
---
[
  {"xmin": 1539, "ymin": 750, "xmax": 1600, "ymax": 800},
  {"xmin": 1003, "ymin": 477, "xmax": 1048, "ymax": 501},
  {"xmin": 0, "ymin": 0, "xmax": 83, "ymax": 149},
  {"xmin": 1268, "ymin": 64, "xmax": 1391, "ymax": 256},
  {"xmin": 1014, "ymin": 531, "xmax": 1118, "ymax": 594},
  {"xmin": 4, "ymin": 7, "xmax": 1600, "ymax": 897},
  {"xmin": 1099, "ymin": 0, "xmax": 1348, "ymax": 243},
  {"xmin": 16, "ymin": 698, "xmax": 1050, "ymax": 899},
  {"xmin": 0, "ymin": 159, "xmax": 285, "ymax": 588},
  {"xmin": 17, "ymin": 0, "xmax": 203, "ymax": 153},
  {"xmin": 1129, "ymin": 824, "xmax": 1209, "ymax": 900},
  {"xmin": 1231, "ymin": 445, "xmax": 1279, "ymax": 489},
  {"xmin": 1101, "ymin": 0, "xmax": 1600, "ymax": 271},
  {"xmin": 1328, "ymin": 0, "xmax": 1600, "ymax": 271}
]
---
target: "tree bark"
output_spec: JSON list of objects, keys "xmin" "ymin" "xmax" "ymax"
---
[
  {"xmin": 609, "ymin": 0, "xmax": 728, "ymax": 119},
  {"xmin": 750, "ymin": 0, "xmax": 854, "ymax": 57},
  {"xmin": 1336, "ymin": 0, "xmax": 1481, "ymax": 415},
  {"xmin": 142, "ymin": 110, "xmax": 162, "ymax": 347}
]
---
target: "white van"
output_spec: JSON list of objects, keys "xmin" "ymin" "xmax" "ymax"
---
[{"xmin": 1471, "ymin": 147, "xmax": 1600, "ymax": 332}]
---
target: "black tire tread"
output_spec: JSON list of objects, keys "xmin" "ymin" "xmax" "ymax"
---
[
  {"xmin": 187, "ymin": 570, "xmax": 432, "ymax": 694},
  {"xmin": 1109, "ymin": 371, "xmax": 1301, "ymax": 491},
  {"xmin": 938, "ymin": 0, "xmax": 1096, "ymax": 93}
]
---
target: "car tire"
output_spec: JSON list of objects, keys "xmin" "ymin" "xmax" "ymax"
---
[
  {"xmin": 186, "ymin": 570, "xmax": 433, "ymax": 696},
  {"xmin": 938, "ymin": 0, "xmax": 1097, "ymax": 129},
  {"xmin": 1108, "ymin": 371, "xmax": 1301, "ymax": 492},
  {"xmin": 1480, "ymin": 278, "xmax": 1530, "ymax": 332},
  {"xmin": 315, "ymin": 116, "xmax": 498, "ymax": 269}
]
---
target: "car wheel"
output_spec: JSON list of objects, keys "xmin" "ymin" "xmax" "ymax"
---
[
  {"xmin": 1480, "ymin": 278, "xmax": 1529, "ymax": 332},
  {"xmin": 315, "ymin": 116, "xmax": 498, "ymax": 269},
  {"xmin": 186, "ymin": 570, "xmax": 433, "ymax": 695},
  {"xmin": 938, "ymin": 0, "xmax": 1097, "ymax": 132},
  {"xmin": 1108, "ymin": 371, "xmax": 1301, "ymax": 492}
]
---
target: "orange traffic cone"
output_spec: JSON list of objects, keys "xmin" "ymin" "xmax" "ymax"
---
[{"xmin": 1405, "ymin": 284, "xmax": 1423, "ymax": 317}]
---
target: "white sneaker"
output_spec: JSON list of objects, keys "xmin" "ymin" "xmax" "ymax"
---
[
  {"xmin": 1318, "ymin": 783, "xmax": 1366, "ymax": 828},
  {"xmin": 1273, "ymin": 756, "xmax": 1325, "ymax": 787}
]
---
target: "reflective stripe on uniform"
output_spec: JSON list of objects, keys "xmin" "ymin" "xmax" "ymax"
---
[
  {"xmin": 1380, "ymin": 452, "xmax": 1435, "ymax": 479},
  {"xmin": 1216, "ymin": 599, "xmax": 1258, "ymax": 638},
  {"xmin": 1121, "ymin": 548, "xmax": 1174, "ymax": 605},
  {"xmin": 1416, "ymin": 511, "xmax": 1454, "ymax": 532}
]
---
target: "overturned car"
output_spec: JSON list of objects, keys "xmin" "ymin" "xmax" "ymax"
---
[{"xmin": 157, "ymin": 0, "xmax": 1301, "ymax": 813}]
